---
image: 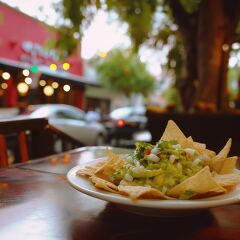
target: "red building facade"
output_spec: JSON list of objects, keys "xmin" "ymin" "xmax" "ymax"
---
[{"xmin": 0, "ymin": 3, "xmax": 87, "ymax": 109}]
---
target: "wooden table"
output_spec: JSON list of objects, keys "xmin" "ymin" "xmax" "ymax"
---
[{"xmin": 0, "ymin": 147, "xmax": 240, "ymax": 240}]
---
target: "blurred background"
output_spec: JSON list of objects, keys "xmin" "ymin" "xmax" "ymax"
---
[{"xmin": 1, "ymin": 0, "xmax": 240, "ymax": 162}]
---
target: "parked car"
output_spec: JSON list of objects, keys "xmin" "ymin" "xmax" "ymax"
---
[
  {"xmin": 23, "ymin": 104, "xmax": 107, "ymax": 146},
  {"xmin": 105, "ymin": 106, "xmax": 148, "ymax": 145}
]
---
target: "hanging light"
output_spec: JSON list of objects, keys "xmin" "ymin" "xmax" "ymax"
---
[
  {"xmin": 39, "ymin": 80, "xmax": 46, "ymax": 86},
  {"xmin": 52, "ymin": 82, "xmax": 59, "ymax": 89},
  {"xmin": 49, "ymin": 63, "xmax": 57, "ymax": 71},
  {"xmin": 63, "ymin": 84, "xmax": 70, "ymax": 92},
  {"xmin": 1, "ymin": 83, "xmax": 8, "ymax": 89},
  {"xmin": 62, "ymin": 62, "xmax": 70, "ymax": 71},
  {"xmin": 17, "ymin": 82, "xmax": 29, "ymax": 95},
  {"xmin": 22, "ymin": 69, "xmax": 30, "ymax": 77},
  {"xmin": 2, "ymin": 72, "xmax": 10, "ymax": 80},
  {"xmin": 24, "ymin": 77, "xmax": 32, "ymax": 85},
  {"xmin": 43, "ymin": 85, "xmax": 54, "ymax": 96}
]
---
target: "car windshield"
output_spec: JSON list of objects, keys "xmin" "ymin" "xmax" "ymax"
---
[
  {"xmin": 110, "ymin": 107, "xmax": 132, "ymax": 119},
  {"xmin": 110, "ymin": 106, "xmax": 145, "ymax": 119},
  {"xmin": 30, "ymin": 105, "xmax": 85, "ymax": 120}
]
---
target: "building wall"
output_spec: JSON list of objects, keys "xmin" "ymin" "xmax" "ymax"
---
[{"xmin": 0, "ymin": 3, "xmax": 86, "ymax": 108}]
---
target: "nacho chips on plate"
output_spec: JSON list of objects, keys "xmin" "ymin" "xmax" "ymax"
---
[{"xmin": 77, "ymin": 120, "xmax": 240, "ymax": 200}]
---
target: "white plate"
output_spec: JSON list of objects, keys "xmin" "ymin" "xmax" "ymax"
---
[{"xmin": 67, "ymin": 161, "xmax": 240, "ymax": 217}]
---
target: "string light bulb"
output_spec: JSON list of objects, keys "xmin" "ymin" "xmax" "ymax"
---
[
  {"xmin": 52, "ymin": 82, "xmax": 59, "ymax": 89},
  {"xmin": 62, "ymin": 62, "xmax": 70, "ymax": 71},
  {"xmin": 50, "ymin": 64, "xmax": 57, "ymax": 71},
  {"xmin": 1, "ymin": 83, "xmax": 8, "ymax": 89},
  {"xmin": 17, "ymin": 82, "xmax": 29, "ymax": 95},
  {"xmin": 63, "ymin": 84, "xmax": 70, "ymax": 92},
  {"xmin": 39, "ymin": 80, "xmax": 46, "ymax": 87},
  {"xmin": 22, "ymin": 69, "xmax": 30, "ymax": 77},
  {"xmin": 24, "ymin": 77, "xmax": 32, "ymax": 85},
  {"xmin": 43, "ymin": 85, "xmax": 54, "ymax": 96},
  {"xmin": 2, "ymin": 72, "xmax": 10, "ymax": 80}
]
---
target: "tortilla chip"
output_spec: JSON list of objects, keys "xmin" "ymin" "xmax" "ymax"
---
[
  {"xmin": 188, "ymin": 136, "xmax": 206, "ymax": 149},
  {"xmin": 209, "ymin": 139, "xmax": 232, "ymax": 173},
  {"xmin": 213, "ymin": 172, "xmax": 240, "ymax": 188},
  {"xmin": 118, "ymin": 181, "xmax": 173, "ymax": 200},
  {"xmin": 219, "ymin": 156, "xmax": 238, "ymax": 174},
  {"xmin": 187, "ymin": 136, "xmax": 216, "ymax": 158},
  {"xmin": 77, "ymin": 166, "xmax": 99, "ymax": 177},
  {"xmin": 187, "ymin": 136, "xmax": 193, "ymax": 141},
  {"xmin": 161, "ymin": 120, "xmax": 189, "ymax": 147},
  {"xmin": 95, "ymin": 150, "xmax": 124, "ymax": 177},
  {"xmin": 168, "ymin": 166, "xmax": 226, "ymax": 198},
  {"xmin": 90, "ymin": 175, "xmax": 118, "ymax": 193}
]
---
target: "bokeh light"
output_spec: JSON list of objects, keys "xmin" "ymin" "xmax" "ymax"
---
[
  {"xmin": 22, "ymin": 69, "xmax": 30, "ymax": 77},
  {"xmin": 24, "ymin": 77, "xmax": 32, "ymax": 85},
  {"xmin": 98, "ymin": 51, "xmax": 107, "ymax": 58},
  {"xmin": 63, "ymin": 84, "xmax": 71, "ymax": 92},
  {"xmin": 39, "ymin": 79, "xmax": 46, "ymax": 86},
  {"xmin": 31, "ymin": 65, "xmax": 39, "ymax": 73},
  {"xmin": 43, "ymin": 85, "xmax": 54, "ymax": 96},
  {"xmin": 52, "ymin": 82, "xmax": 59, "ymax": 89},
  {"xmin": 62, "ymin": 62, "xmax": 70, "ymax": 71},
  {"xmin": 2, "ymin": 72, "xmax": 10, "ymax": 80},
  {"xmin": 50, "ymin": 63, "xmax": 57, "ymax": 71},
  {"xmin": 1, "ymin": 83, "xmax": 8, "ymax": 89},
  {"xmin": 17, "ymin": 82, "xmax": 29, "ymax": 95}
]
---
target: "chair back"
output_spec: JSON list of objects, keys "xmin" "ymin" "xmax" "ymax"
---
[
  {"xmin": 146, "ymin": 111, "xmax": 240, "ymax": 156},
  {"xmin": 0, "ymin": 117, "xmax": 83, "ymax": 167}
]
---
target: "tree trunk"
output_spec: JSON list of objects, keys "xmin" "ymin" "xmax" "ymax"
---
[
  {"xmin": 169, "ymin": 0, "xmax": 240, "ymax": 112},
  {"xmin": 197, "ymin": 0, "xmax": 240, "ymax": 111},
  {"xmin": 197, "ymin": 0, "xmax": 227, "ymax": 111}
]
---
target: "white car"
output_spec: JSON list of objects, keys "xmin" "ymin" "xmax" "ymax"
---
[{"xmin": 26, "ymin": 104, "xmax": 107, "ymax": 146}]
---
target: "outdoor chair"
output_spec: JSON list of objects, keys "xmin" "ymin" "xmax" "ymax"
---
[{"xmin": 0, "ymin": 117, "xmax": 84, "ymax": 167}]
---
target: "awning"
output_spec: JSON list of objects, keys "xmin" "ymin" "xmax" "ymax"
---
[{"xmin": 0, "ymin": 57, "xmax": 100, "ymax": 87}]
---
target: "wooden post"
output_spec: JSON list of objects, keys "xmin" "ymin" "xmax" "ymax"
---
[
  {"xmin": 18, "ymin": 131, "xmax": 29, "ymax": 162},
  {"xmin": 0, "ymin": 134, "xmax": 8, "ymax": 167}
]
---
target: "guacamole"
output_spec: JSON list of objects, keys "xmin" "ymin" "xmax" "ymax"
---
[{"xmin": 111, "ymin": 140, "xmax": 207, "ymax": 194}]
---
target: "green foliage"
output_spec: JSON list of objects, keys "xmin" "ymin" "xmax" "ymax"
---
[
  {"xmin": 95, "ymin": 49, "xmax": 155, "ymax": 96},
  {"xmin": 227, "ymin": 68, "xmax": 239, "ymax": 100},
  {"xmin": 105, "ymin": 0, "xmax": 158, "ymax": 51},
  {"xmin": 179, "ymin": 0, "xmax": 200, "ymax": 14},
  {"xmin": 166, "ymin": 38, "xmax": 185, "ymax": 79}
]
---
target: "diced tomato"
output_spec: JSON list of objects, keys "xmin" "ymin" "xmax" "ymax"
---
[
  {"xmin": 157, "ymin": 153, "xmax": 161, "ymax": 159},
  {"xmin": 145, "ymin": 149, "xmax": 151, "ymax": 155}
]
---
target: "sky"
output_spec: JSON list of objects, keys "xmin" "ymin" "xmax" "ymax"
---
[{"xmin": 0, "ymin": 0, "xmax": 163, "ymax": 78}]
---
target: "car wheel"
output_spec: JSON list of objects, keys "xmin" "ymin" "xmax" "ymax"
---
[{"xmin": 95, "ymin": 134, "xmax": 105, "ymax": 146}]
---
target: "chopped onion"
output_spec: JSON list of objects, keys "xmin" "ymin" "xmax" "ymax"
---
[
  {"xmin": 193, "ymin": 157, "xmax": 202, "ymax": 165},
  {"xmin": 132, "ymin": 165, "xmax": 145, "ymax": 174},
  {"xmin": 172, "ymin": 144, "xmax": 181, "ymax": 149},
  {"xmin": 169, "ymin": 154, "xmax": 177, "ymax": 164},
  {"xmin": 185, "ymin": 148, "xmax": 195, "ymax": 156},
  {"xmin": 151, "ymin": 148, "xmax": 159, "ymax": 155},
  {"xmin": 147, "ymin": 154, "xmax": 160, "ymax": 162},
  {"xmin": 124, "ymin": 173, "xmax": 133, "ymax": 182}
]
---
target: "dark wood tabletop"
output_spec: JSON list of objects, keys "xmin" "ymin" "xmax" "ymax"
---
[{"xmin": 1, "ymin": 147, "xmax": 240, "ymax": 240}]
